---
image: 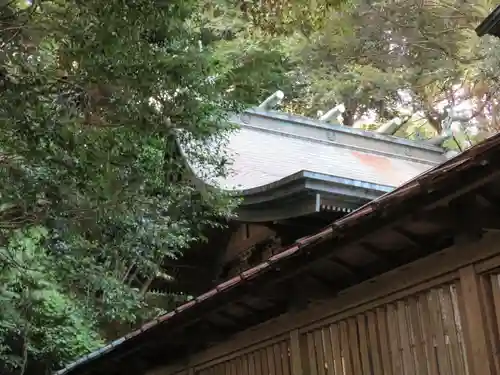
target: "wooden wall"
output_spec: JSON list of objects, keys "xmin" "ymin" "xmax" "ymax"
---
[{"xmin": 149, "ymin": 232, "xmax": 500, "ymax": 375}]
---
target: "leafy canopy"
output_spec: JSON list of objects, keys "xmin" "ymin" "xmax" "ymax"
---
[{"xmin": 0, "ymin": 0, "xmax": 245, "ymax": 373}]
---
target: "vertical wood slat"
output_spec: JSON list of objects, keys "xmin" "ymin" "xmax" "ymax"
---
[
  {"xmin": 397, "ymin": 300, "xmax": 416, "ymax": 375},
  {"xmin": 428, "ymin": 288, "xmax": 452, "ymax": 375},
  {"xmin": 339, "ymin": 321, "xmax": 353, "ymax": 375},
  {"xmin": 376, "ymin": 306, "xmax": 393, "ymax": 375},
  {"xmin": 267, "ymin": 345, "xmax": 276, "ymax": 375},
  {"xmin": 261, "ymin": 348, "xmax": 269, "ymax": 375},
  {"xmin": 366, "ymin": 311, "xmax": 383, "ymax": 375},
  {"xmin": 289, "ymin": 330, "xmax": 303, "ymax": 375},
  {"xmin": 387, "ymin": 303, "xmax": 403, "ymax": 375},
  {"xmin": 488, "ymin": 274, "xmax": 500, "ymax": 375},
  {"xmin": 274, "ymin": 343, "xmax": 283, "ymax": 375},
  {"xmin": 459, "ymin": 265, "xmax": 494, "ymax": 375},
  {"xmin": 347, "ymin": 318, "xmax": 362, "ymax": 375},
  {"xmin": 322, "ymin": 325, "xmax": 335, "ymax": 375},
  {"xmin": 249, "ymin": 352, "xmax": 257, "ymax": 375},
  {"xmin": 418, "ymin": 292, "xmax": 439, "ymax": 375},
  {"xmin": 440, "ymin": 286, "xmax": 465, "ymax": 375},
  {"xmin": 307, "ymin": 333, "xmax": 318, "ymax": 375},
  {"xmin": 407, "ymin": 296, "xmax": 428, "ymax": 375},
  {"xmin": 330, "ymin": 324, "xmax": 344, "ymax": 375},
  {"xmin": 357, "ymin": 314, "xmax": 371, "ymax": 375},
  {"xmin": 280, "ymin": 341, "xmax": 291, "ymax": 375},
  {"xmin": 235, "ymin": 357, "xmax": 243, "ymax": 375},
  {"xmin": 313, "ymin": 329, "xmax": 325, "ymax": 375},
  {"xmin": 450, "ymin": 285, "xmax": 469, "ymax": 375},
  {"xmin": 254, "ymin": 349, "xmax": 262, "ymax": 375},
  {"xmin": 242, "ymin": 354, "xmax": 250, "ymax": 375}
]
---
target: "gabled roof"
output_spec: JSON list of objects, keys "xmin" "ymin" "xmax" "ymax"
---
[
  {"xmin": 200, "ymin": 109, "xmax": 446, "ymax": 192},
  {"xmin": 186, "ymin": 109, "xmax": 448, "ymax": 221},
  {"xmin": 56, "ymin": 132, "xmax": 500, "ymax": 375}
]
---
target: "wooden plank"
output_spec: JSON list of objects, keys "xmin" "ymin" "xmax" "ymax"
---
[
  {"xmin": 407, "ymin": 296, "xmax": 428, "ymax": 375},
  {"xmin": 235, "ymin": 358, "xmax": 243, "ymax": 375},
  {"xmin": 231, "ymin": 359, "xmax": 238, "ymax": 375},
  {"xmin": 449, "ymin": 284, "xmax": 470, "ymax": 375},
  {"xmin": 339, "ymin": 321, "xmax": 353, "ymax": 375},
  {"xmin": 255, "ymin": 350, "xmax": 263, "ymax": 375},
  {"xmin": 386, "ymin": 303, "xmax": 403, "ymax": 375},
  {"xmin": 330, "ymin": 323, "xmax": 344, "ymax": 375},
  {"xmin": 306, "ymin": 333, "xmax": 318, "ymax": 375},
  {"xmin": 347, "ymin": 318, "xmax": 362, "ymax": 375},
  {"xmin": 366, "ymin": 310, "xmax": 383, "ymax": 375},
  {"xmin": 267, "ymin": 346, "xmax": 276, "ymax": 375},
  {"xmin": 487, "ymin": 274, "xmax": 500, "ymax": 375},
  {"xmin": 242, "ymin": 354, "xmax": 249, "ymax": 375},
  {"xmin": 289, "ymin": 330, "xmax": 303, "ymax": 375},
  {"xmin": 474, "ymin": 253, "xmax": 500, "ymax": 273},
  {"xmin": 397, "ymin": 300, "xmax": 416, "ymax": 375},
  {"xmin": 440, "ymin": 285, "xmax": 466, "ymax": 375},
  {"xmin": 299, "ymin": 334, "xmax": 310, "ymax": 375},
  {"xmin": 428, "ymin": 288, "xmax": 452, "ymax": 375},
  {"xmin": 313, "ymin": 329, "xmax": 326, "ymax": 375},
  {"xmin": 280, "ymin": 341, "xmax": 291, "ymax": 375},
  {"xmin": 261, "ymin": 348, "xmax": 269, "ymax": 375},
  {"xmin": 274, "ymin": 344, "xmax": 283, "ymax": 375},
  {"xmin": 356, "ymin": 314, "xmax": 371, "ymax": 375},
  {"xmin": 459, "ymin": 265, "xmax": 494, "ymax": 375},
  {"xmin": 249, "ymin": 352, "xmax": 256, "ymax": 375},
  {"xmin": 417, "ymin": 292, "xmax": 439, "ymax": 375},
  {"xmin": 376, "ymin": 307, "xmax": 393, "ymax": 375},
  {"xmin": 322, "ymin": 326, "xmax": 335, "ymax": 375}
]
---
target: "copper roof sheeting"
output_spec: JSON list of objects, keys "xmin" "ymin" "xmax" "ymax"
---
[
  {"xmin": 56, "ymin": 132, "xmax": 500, "ymax": 375},
  {"xmin": 186, "ymin": 110, "xmax": 446, "ymax": 193},
  {"xmin": 214, "ymin": 126, "xmax": 439, "ymax": 190}
]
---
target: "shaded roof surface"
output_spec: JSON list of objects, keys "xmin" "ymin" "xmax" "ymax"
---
[
  {"xmin": 56, "ymin": 132, "xmax": 500, "ymax": 375},
  {"xmin": 219, "ymin": 125, "xmax": 440, "ymax": 190}
]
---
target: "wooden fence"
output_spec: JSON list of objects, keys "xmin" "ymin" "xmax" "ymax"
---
[{"xmin": 151, "ymin": 232, "xmax": 500, "ymax": 375}]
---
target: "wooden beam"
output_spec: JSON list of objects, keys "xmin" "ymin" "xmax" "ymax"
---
[
  {"xmin": 329, "ymin": 257, "xmax": 361, "ymax": 277},
  {"xmin": 301, "ymin": 274, "xmax": 339, "ymax": 302},
  {"xmin": 418, "ymin": 196, "xmax": 500, "ymax": 233},
  {"xmin": 359, "ymin": 242, "xmax": 396, "ymax": 267},
  {"xmin": 393, "ymin": 227, "xmax": 427, "ymax": 249}
]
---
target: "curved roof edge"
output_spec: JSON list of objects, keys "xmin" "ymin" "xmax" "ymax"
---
[{"xmin": 189, "ymin": 168, "xmax": 393, "ymax": 222}]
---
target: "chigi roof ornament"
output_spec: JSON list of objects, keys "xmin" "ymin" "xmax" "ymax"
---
[
  {"xmin": 318, "ymin": 103, "xmax": 345, "ymax": 122},
  {"xmin": 257, "ymin": 90, "xmax": 284, "ymax": 110}
]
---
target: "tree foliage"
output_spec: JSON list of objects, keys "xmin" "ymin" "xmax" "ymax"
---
[
  {"xmin": 226, "ymin": 0, "xmax": 499, "ymax": 141},
  {"xmin": 0, "ymin": 0, "xmax": 244, "ymax": 373},
  {"xmin": 1, "ymin": 0, "xmax": 500, "ymax": 373}
]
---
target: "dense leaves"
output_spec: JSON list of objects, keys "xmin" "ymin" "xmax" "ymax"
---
[
  {"xmin": 1, "ymin": 0, "xmax": 500, "ymax": 373},
  {"xmin": 0, "ymin": 0, "xmax": 241, "ymax": 373},
  {"xmin": 220, "ymin": 0, "xmax": 499, "ymax": 142}
]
